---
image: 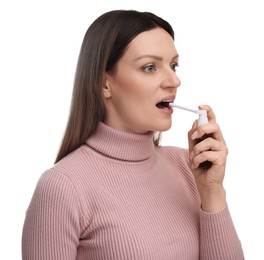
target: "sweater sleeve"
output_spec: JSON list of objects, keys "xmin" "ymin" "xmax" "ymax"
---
[
  {"xmin": 177, "ymin": 147, "xmax": 245, "ymax": 259},
  {"xmin": 165, "ymin": 147, "xmax": 245, "ymax": 259},
  {"xmin": 199, "ymin": 206, "xmax": 245, "ymax": 260},
  {"xmin": 22, "ymin": 169, "xmax": 84, "ymax": 260}
]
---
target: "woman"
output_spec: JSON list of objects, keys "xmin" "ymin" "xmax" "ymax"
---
[{"xmin": 22, "ymin": 10, "xmax": 244, "ymax": 259}]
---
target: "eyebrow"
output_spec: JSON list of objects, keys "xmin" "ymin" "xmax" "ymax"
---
[{"xmin": 134, "ymin": 54, "xmax": 179, "ymax": 61}]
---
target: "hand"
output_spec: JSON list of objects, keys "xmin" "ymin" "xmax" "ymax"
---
[{"xmin": 188, "ymin": 105, "xmax": 228, "ymax": 212}]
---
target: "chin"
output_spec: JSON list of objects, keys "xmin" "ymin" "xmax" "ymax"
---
[{"xmin": 153, "ymin": 121, "xmax": 172, "ymax": 132}]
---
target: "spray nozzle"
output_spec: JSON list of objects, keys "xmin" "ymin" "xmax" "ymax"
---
[{"xmin": 197, "ymin": 109, "xmax": 208, "ymax": 126}]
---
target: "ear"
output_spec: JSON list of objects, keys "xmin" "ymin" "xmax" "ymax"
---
[{"xmin": 102, "ymin": 75, "xmax": 112, "ymax": 99}]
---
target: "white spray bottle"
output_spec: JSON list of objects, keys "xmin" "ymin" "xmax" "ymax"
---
[{"xmin": 169, "ymin": 103, "xmax": 212, "ymax": 169}]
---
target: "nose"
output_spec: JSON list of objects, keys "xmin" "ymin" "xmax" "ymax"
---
[{"xmin": 160, "ymin": 69, "xmax": 181, "ymax": 89}]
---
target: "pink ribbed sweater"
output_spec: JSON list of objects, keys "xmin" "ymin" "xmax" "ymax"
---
[{"xmin": 22, "ymin": 123, "xmax": 244, "ymax": 260}]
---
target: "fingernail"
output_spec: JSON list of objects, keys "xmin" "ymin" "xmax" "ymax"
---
[
  {"xmin": 189, "ymin": 151, "xmax": 194, "ymax": 160},
  {"xmin": 191, "ymin": 131, "xmax": 198, "ymax": 140}
]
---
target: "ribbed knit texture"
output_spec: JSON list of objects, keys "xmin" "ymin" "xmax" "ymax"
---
[{"xmin": 22, "ymin": 123, "xmax": 244, "ymax": 260}]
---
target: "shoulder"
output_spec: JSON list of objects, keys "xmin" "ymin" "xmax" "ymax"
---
[
  {"xmin": 39, "ymin": 145, "xmax": 103, "ymax": 205},
  {"xmin": 31, "ymin": 144, "xmax": 94, "ymax": 209},
  {"xmin": 33, "ymin": 168, "xmax": 81, "ymax": 207},
  {"xmin": 36, "ymin": 146, "xmax": 96, "ymax": 203},
  {"xmin": 52, "ymin": 144, "xmax": 100, "ymax": 182},
  {"xmin": 29, "ymin": 163, "xmax": 89, "ymax": 227}
]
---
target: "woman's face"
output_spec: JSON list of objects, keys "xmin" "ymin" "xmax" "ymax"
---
[{"xmin": 103, "ymin": 27, "xmax": 181, "ymax": 134}]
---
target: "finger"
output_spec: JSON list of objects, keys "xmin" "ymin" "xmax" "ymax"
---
[
  {"xmin": 198, "ymin": 104, "xmax": 216, "ymax": 123},
  {"xmin": 192, "ymin": 137, "xmax": 226, "ymax": 155},
  {"xmin": 195, "ymin": 122, "xmax": 226, "ymax": 143},
  {"xmin": 190, "ymin": 140, "xmax": 228, "ymax": 169},
  {"xmin": 191, "ymin": 150, "xmax": 227, "ymax": 169}
]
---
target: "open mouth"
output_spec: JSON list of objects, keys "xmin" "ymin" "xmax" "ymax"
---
[{"xmin": 156, "ymin": 100, "xmax": 174, "ymax": 109}]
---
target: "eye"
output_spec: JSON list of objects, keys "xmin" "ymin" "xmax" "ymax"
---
[
  {"xmin": 143, "ymin": 64, "xmax": 157, "ymax": 73},
  {"xmin": 171, "ymin": 62, "xmax": 179, "ymax": 72}
]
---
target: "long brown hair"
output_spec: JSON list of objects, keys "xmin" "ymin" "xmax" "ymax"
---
[{"xmin": 55, "ymin": 10, "xmax": 174, "ymax": 163}]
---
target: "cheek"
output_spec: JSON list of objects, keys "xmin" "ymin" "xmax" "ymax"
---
[
  {"xmin": 109, "ymin": 71, "xmax": 154, "ymax": 109},
  {"xmin": 113, "ymin": 76, "xmax": 147, "ymax": 99},
  {"xmin": 116, "ymin": 74, "xmax": 139, "ymax": 91}
]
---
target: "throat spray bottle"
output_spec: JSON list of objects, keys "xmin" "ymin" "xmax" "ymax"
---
[
  {"xmin": 196, "ymin": 110, "xmax": 212, "ymax": 169},
  {"xmin": 169, "ymin": 103, "xmax": 212, "ymax": 169}
]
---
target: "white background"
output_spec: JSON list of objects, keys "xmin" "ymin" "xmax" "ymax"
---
[{"xmin": 1, "ymin": 0, "xmax": 263, "ymax": 259}]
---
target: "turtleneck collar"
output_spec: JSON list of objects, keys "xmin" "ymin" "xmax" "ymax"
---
[{"xmin": 85, "ymin": 122, "xmax": 155, "ymax": 162}]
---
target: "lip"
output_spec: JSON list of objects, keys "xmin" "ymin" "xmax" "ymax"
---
[
  {"xmin": 155, "ymin": 95, "xmax": 175, "ymax": 114},
  {"xmin": 156, "ymin": 95, "xmax": 175, "ymax": 104}
]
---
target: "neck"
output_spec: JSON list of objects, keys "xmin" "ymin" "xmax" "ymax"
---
[{"xmin": 86, "ymin": 122, "xmax": 155, "ymax": 162}]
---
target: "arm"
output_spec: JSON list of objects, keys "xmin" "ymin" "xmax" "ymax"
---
[
  {"xmin": 188, "ymin": 105, "xmax": 244, "ymax": 259},
  {"xmin": 199, "ymin": 207, "xmax": 244, "ymax": 259},
  {"xmin": 22, "ymin": 170, "xmax": 83, "ymax": 260}
]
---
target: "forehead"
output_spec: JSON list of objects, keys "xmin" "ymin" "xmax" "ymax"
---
[{"xmin": 123, "ymin": 28, "xmax": 177, "ymax": 58}]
